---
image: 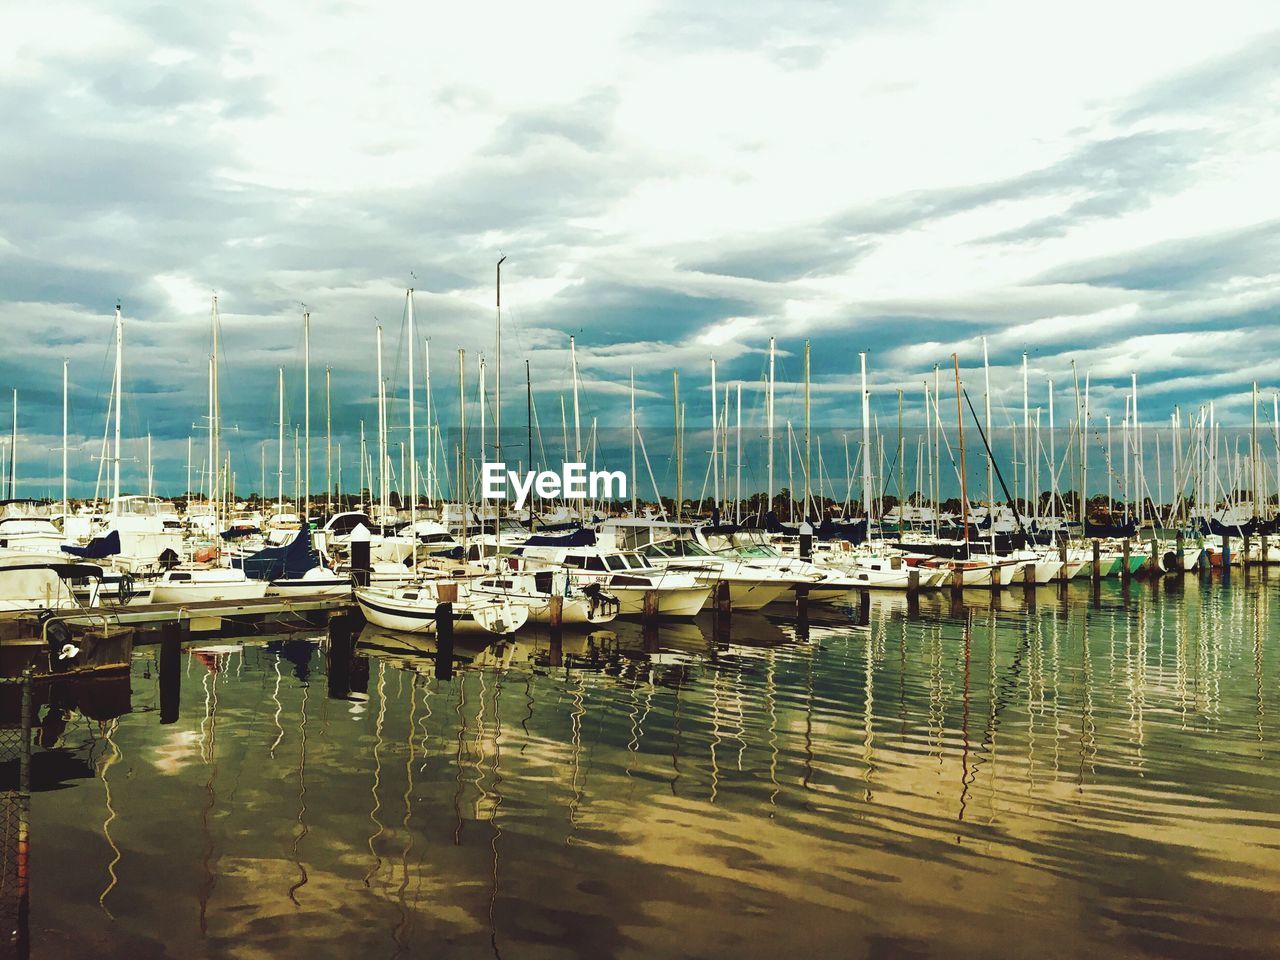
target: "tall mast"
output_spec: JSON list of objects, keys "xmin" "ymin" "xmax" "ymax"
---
[
  {"xmin": 1048, "ymin": 378, "xmax": 1057, "ymax": 519},
  {"xmin": 8, "ymin": 390, "xmax": 15, "ymax": 500},
  {"xmin": 711, "ymin": 358, "xmax": 719, "ymax": 511},
  {"xmin": 147, "ymin": 432, "xmax": 153, "ymax": 498},
  {"xmin": 629, "ymin": 367, "xmax": 637, "ymax": 515},
  {"xmin": 303, "ymin": 310, "xmax": 311, "ymax": 519},
  {"xmin": 735, "ymin": 382, "xmax": 743, "ymax": 524},
  {"xmin": 425, "ymin": 339, "xmax": 434, "ymax": 506},
  {"xmin": 496, "ymin": 256, "xmax": 506, "ymax": 473},
  {"xmin": 897, "ymin": 388, "xmax": 904, "ymax": 532},
  {"xmin": 479, "ymin": 355, "xmax": 486, "ymax": 546},
  {"xmin": 113, "ymin": 303, "xmax": 123, "ymax": 504},
  {"xmin": 526, "ymin": 359, "xmax": 533, "ymax": 526},
  {"xmin": 860, "ymin": 352, "xmax": 872, "ymax": 528},
  {"xmin": 803, "ymin": 340, "xmax": 811, "ymax": 519},
  {"xmin": 673, "ymin": 371, "xmax": 682, "ymax": 521},
  {"xmin": 60, "ymin": 359, "xmax": 68, "ymax": 514},
  {"xmin": 570, "ymin": 336, "xmax": 582, "ymax": 463},
  {"xmin": 767, "ymin": 336, "xmax": 775, "ymax": 514},
  {"xmin": 212, "ymin": 297, "xmax": 221, "ymax": 526},
  {"xmin": 1021, "ymin": 351, "xmax": 1029, "ymax": 515},
  {"xmin": 376, "ymin": 324, "xmax": 386, "ymax": 522},
  {"xmin": 208, "ymin": 357, "xmax": 215, "ymax": 526},
  {"xmin": 953, "ymin": 354, "xmax": 969, "ymax": 546},
  {"xmin": 407, "ymin": 288, "xmax": 417, "ymax": 566},
  {"xmin": 277, "ymin": 367, "xmax": 284, "ymax": 513},
  {"xmin": 458, "ymin": 348, "xmax": 466, "ymax": 545},
  {"xmin": 325, "ymin": 367, "xmax": 332, "ymax": 515},
  {"xmin": 982, "ymin": 337, "xmax": 992, "ymax": 529},
  {"xmin": 1252, "ymin": 380, "xmax": 1259, "ymax": 519},
  {"xmin": 1136, "ymin": 373, "xmax": 1146, "ymax": 527}
]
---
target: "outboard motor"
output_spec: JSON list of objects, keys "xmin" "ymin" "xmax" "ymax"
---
[{"xmin": 38, "ymin": 609, "xmax": 79, "ymax": 672}]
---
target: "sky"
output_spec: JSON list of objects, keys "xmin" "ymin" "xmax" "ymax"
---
[{"xmin": 1, "ymin": 1, "xmax": 1278, "ymax": 500}]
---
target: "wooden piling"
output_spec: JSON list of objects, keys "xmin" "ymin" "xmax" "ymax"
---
[
  {"xmin": 1244, "ymin": 533, "xmax": 1253, "ymax": 570},
  {"xmin": 1024, "ymin": 560, "xmax": 1036, "ymax": 587},
  {"xmin": 1091, "ymin": 540, "xmax": 1101, "ymax": 585},
  {"xmin": 1058, "ymin": 539, "xmax": 1069, "ymax": 582},
  {"xmin": 548, "ymin": 593, "xmax": 564, "ymax": 640},
  {"xmin": 715, "ymin": 580, "xmax": 732, "ymax": 617},
  {"xmin": 159, "ymin": 618, "xmax": 187, "ymax": 724},
  {"xmin": 642, "ymin": 590, "xmax": 660, "ymax": 622},
  {"xmin": 1121, "ymin": 539, "xmax": 1131, "ymax": 583},
  {"xmin": 434, "ymin": 601, "xmax": 454, "ymax": 680}
]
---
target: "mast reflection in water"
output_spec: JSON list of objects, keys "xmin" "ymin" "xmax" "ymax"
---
[{"xmin": 27, "ymin": 578, "xmax": 1280, "ymax": 959}]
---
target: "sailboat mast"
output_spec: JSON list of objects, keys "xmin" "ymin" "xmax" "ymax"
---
[
  {"xmin": 860, "ymin": 352, "xmax": 872, "ymax": 528},
  {"xmin": 496, "ymin": 256, "xmax": 505, "ymax": 472},
  {"xmin": 629, "ymin": 367, "xmax": 637, "ymax": 515},
  {"xmin": 953, "ymin": 354, "xmax": 969, "ymax": 545},
  {"xmin": 803, "ymin": 340, "xmax": 811, "ymax": 519},
  {"xmin": 407, "ymin": 289, "xmax": 416, "ymax": 566},
  {"xmin": 673, "ymin": 371, "xmax": 682, "ymax": 521},
  {"xmin": 326, "ymin": 367, "xmax": 332, "ymax": 515},
  {"xmin": 1021, "ymin": 352, "xmax": 1029, "ymax": 516},
  {"xmin": 526, "ymin": 359, "xmax": 533, "ymax": 526},
  {"xmin": 570, "ymin": 336, "xmax": 582, "ymax": 463},
  {"xmin": 62, "ymin": 359, "xmax": 68, "ymax": 516},
  {"xmin": 767, "ymin": 336, "xmax": 775, "ymax": 514},
  {"xmin": 458, "ymin": 349, "xmax": 466, "ymax": 545},
  {"xmin": 425, "ymin": 339, "xmax": 433, "ymax": 506},
  {"xmin": 113, "ymin": 303, "xmax": 123, "ymax": 504},
  {"xmin": 735, "ymin": 382, "xmax": 742, "ymax": 524},
  {"xmin": 982, "ymin": 337, "xmax": 992, "ymax": 531},
  {"xmin": 277, "ymin": 367, "xmax": 284, "ymax": 513},
  {"xmin": 304, "ymin": 310, "xmax": 310, "ymax": 519},
  {"xmin": 1249, "ymin": 381, "xmax": 1259, "ymax": 519},
  {"xmin": 5, "ymin": 392, "xmax": 14, "ymax": 499},
  {"xmin": 376, "ymin": 324, "xmax": 386, "ymax": 522},
  {"xmin": 711, "ymin": 359, "xmax": 719, "ymax": 512}
]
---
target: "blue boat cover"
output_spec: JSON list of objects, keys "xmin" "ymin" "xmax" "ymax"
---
[
  {"xmin": 233, "ymin": 529, "xmax": 319, "ymax": 581},
  {"xmin": 62, "ymin": 530, "xmax": 121, "ymax": 559}
]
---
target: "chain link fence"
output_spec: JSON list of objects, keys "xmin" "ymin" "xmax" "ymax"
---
[{"xmin": 0, "ymin": 675, "xmax": 31, "ymax": 960}]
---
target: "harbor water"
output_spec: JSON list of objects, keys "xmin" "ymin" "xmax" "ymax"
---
[{"xmin": 26, "ymin": 572, "xmax": 1280, "ymax": 958}]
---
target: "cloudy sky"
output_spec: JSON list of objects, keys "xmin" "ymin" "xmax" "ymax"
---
[{"xmin": 2, "ymin": 1, "xmax": 1278, "ymax": 500}]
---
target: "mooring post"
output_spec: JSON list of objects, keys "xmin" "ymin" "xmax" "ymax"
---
[
  {"xmin": 715, "ymin": 580, "xmax": 731, "ymax": 618},
  {"xmin": 350, "ymin": 522, "xmax": 372, "ymax": 587},
  {"xmin": 1262, "ymin": 534, "xmax": 1269, "ymax": 574},
  {"xmin": 159, "ymin": 618, "xmax": 187, "ymax": 724},
  {"xmin": 950, "ymin": 567, "xmax": 964, "ymax": 601},
  {"xmin": 326, "ymin": 610, "xmax": 359, "ymax": 701},
  {"xmin": 1243, "ymin": 533, "xmax": 1253, "ymax": 571},
  {"xmin": 1122, "ymin": 538, "xmax": 1131, "ymax": 583},
  {"xmin": 1175, "ymin": 531, "xmax": 1186, "ymax": 576},
  {"xmin": 434, "ymin": 601, "xmax": 454, "ymax": 681},
  {"xmin": 548, "ymin": 593, "xmax": 564, "ymax": 643},
  {"xmin": 1091, "ymin": 540, "xmax": 1101, "ymax": 585},
  {"xmin": 1024, "ymin": 560, "xmax": 1036, "ymax": 588},
  {"xmin": 858, "ymin": 588, "xmax": 871, "ymax": 626},
  {"xmin": 642, "ymin": 590, "xmax": 660, "ymax": 623},
  {"xmin": 799, "ymin": 521, "xmax": 813, "ymax": 562}
]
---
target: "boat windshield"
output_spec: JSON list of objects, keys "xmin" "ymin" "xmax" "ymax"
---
[
  {"xmin": 606, "ymin": 555, "xmax": 629, "ymax": 571},
  {"xmin": 734, "ymin": 544, "xmax": 781, "ymax": 559}
]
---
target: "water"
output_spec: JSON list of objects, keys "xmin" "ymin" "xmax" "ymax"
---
[{"xmin": 25, "ymin": 574, "xmax": 1280, "ymax": 959}]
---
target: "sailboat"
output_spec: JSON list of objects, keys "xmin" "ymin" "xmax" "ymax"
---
[{"xmin": 150, "ymin": 297, "xmax": 267, "ymax": 605}]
